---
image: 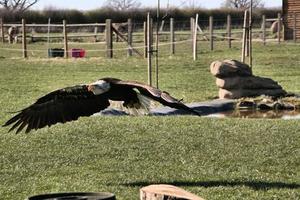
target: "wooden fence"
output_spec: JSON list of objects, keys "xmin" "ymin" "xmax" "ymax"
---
[{"xmin": 0, "ymin": 13, "xmax": 287, "ymax": 59}]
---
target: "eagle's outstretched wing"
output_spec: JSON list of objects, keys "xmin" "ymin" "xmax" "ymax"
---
[
  {"xmin": 116, "ymin": 80, "xmax": 200, "ymax": 116},
  {"xmin": 3, "ymin": 85, "xmax": 110, "ymax": 134}
]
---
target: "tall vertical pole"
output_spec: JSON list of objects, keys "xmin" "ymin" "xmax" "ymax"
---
[
  {"xmin": 227, "ymin": 15, "xmax": 231, "ymax": 48},
  {"xmin": 209, "ymin": 16, "xmax": 214, "ymax": 51},
  {"xmin": 147, "ymin": 13, "xmax": 153, "ymax": 86},
  {"xmin": 241, "ymin": 10, "xmax": 249, "ymax": 63},
  {"xmin": 127, "ymin": 18, "xmax": 133, "ymax": 57},
  {"xmin": 293, "ymin": 12, "xmax": 297, "ymax": 42},
  {"xmin": 47, "ymin": 18, "xmax": 51, "ymax": 57},
  {"xmin": 22, "ymin": 19, "xmax": 27, "ymax": 58},
  {"xmin": 63, "ymin": 20, "xmax": 68, "ymax": 59},
  {"xmin": 94, "ymin": 26, "xmax": 98, "ymax": 42},
  {"xmin": 249, "ymin": 0, "xmax": 253, "ymax": 67},
  {"xmin": 155, "ymin": 0, "xmax": 160, "ymax": 89},
  {"xmin": 106, "ymin": 19, "xmax": 113, "ymax": 58},
  {"xmin": 170, "ymin": 18, "xmax": 175, "ymax": 55},
  {"xmin": 262, "ymin": 15, "xmax": 266, "ymax": 45},
  {"xmin": 144, "ymin": 21, "xmax": 147, "ymax": 58},
  {"xmin": 190, "ymin": 17, "xmax": 195, "ymax": 48},
  {"xmin": 0, "ymin": 18, "xmax": 4, "ymax": 43},
  {"xmin": 193, "ymin": 14, "xmax": 198, "ymax": 61},
  {"xmin": 277, "ymin": 13, "xmax": 281, "ymax": 44},
  {"xmin": 144, "ymin": 21, "xmax": 148, "ymax": 58}
]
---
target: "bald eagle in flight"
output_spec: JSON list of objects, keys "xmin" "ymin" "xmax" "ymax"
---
[{"xmin": 3, "ymin": 77, "xmax": 200, "ymax": 134}]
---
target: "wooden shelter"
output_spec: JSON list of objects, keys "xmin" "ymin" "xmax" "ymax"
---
[{"xmin": 283, "ymin": 0, "xmax": 300, "ymax": 40}]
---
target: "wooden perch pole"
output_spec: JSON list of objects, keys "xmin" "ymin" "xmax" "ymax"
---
[
  {"xmin": 249, "ymin": 0, "xmax": 253, "ymax": 67},
  {"xmin": 193, "ymin": 14, "xmax": 199, "ymax": 61},
  {"xmin": 22, "ymin": 19, "xmax": 27, "ymax": 58},
  {"xmin": 241, "ymin": 10, "xmax": 249, "ymax": 63},
  {"xmin": 147, "ymin": 13, "xmax": 153, "ymax": 86}
]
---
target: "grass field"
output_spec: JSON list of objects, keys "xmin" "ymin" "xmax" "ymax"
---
[{"xmin": 0, "ymin": 41, "xmax": 299, "ymax": 199}]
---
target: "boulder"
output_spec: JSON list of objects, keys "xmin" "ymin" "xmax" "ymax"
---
[
  {"xmin": 216, "ymin": 76, "xmax": 283, "ymax": 90},
  {"xmin": 210, "ymin": 59, "xmax": 252, "ymax": 78},
  {"xmin": 219, "ymin": 88, "xmax": 287, "ymax": 99},
  {"xmin": 210, "ymin": 59, "xmax": 287, "ymax": 99}
]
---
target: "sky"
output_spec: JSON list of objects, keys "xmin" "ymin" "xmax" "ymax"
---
[{"xmin": 32, "ymin": 0, "xmax": 282, "ymax": 10}]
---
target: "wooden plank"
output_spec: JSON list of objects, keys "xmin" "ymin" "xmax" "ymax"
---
[{"xmin": 4, "ymin": 23, "xmax": 105, "ymax": 27}]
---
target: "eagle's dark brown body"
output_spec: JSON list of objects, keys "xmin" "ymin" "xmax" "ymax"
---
[{"xmin": 3, "ymin": 77, "xmax": 200, "ymax": 134}]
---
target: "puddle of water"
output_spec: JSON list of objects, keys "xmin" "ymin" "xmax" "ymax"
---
[{"xmin": 205, "ymin": 109, "xmax": 300, "ymax": 120}]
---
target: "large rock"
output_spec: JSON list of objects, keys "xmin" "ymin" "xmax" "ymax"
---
[
  {"xmin": 210, "ymin": 59, "xmax": 252, "ymax": 78},
  {"xmin": 210, "ymin": 59, "xmax": 287, "ymax": 99},
  {"xmin": 219, "ymin": 88, "xmax": 287, "ymax": 99},
  {"xmin": 216, "ymin": 76, "xmax": 283, "ymax": 90}
]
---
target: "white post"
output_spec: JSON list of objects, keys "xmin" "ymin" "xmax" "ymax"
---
[{"xmin": 193, "ymin": 14, "xmax": 199, "ymax": 61}]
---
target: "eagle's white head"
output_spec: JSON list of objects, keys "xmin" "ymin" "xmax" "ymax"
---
[{"xmin": 87, "ymin": 80, "xmax": 111, "ymax": 95}]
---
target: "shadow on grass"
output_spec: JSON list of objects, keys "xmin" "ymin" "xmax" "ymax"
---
[{"xmin": 123, "ymin": 180, "xmax": 300, "ymax": 190}]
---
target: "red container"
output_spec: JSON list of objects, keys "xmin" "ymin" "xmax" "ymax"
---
[{"xmin": 71, "ymin": 48, "xmax": 85, "ymax": 58}]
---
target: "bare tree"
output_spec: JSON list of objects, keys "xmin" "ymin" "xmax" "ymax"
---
[
  {"xmin": 222, "ymin": 0, "xmax": 264, "ymax": 9},
  {"xmin": 103, "ymin": 0, "xmax": 141, "ymax": 10},
  {"xmin": 0, "ymin": 0, "xmax": 39, "ymax": 13},
  {"xmin": 180, "ymin": 0, "xmax": 202, "ymax": 10}
]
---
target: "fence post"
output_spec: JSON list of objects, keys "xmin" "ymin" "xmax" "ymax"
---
[
  {"xmin": 31, "ymin": 24, "xmax": 35, "ymax": 43},
  {"xmin": 241, "ymin": 10, "xmax": 249, "ymax": 63},
  {"xmin": 127, "ymin": 18, "xmax": 133, "ymax": 57},
  {"xmin": 277, "ymin": 13, "xmax": 281, "ymax": 44},
  {"xmin": 227, "ymin": 15, "xmax": 231, "ymax": 48},
  {"xmin": 147, "ymin": 13, "xmax": 153, "ymax": 86},
  {"xmin": 209, "ymin": 16, "xmax": 214, "ymax": 51},
  {"xmin": 106, "ymin": 19, "xmax": 113, "ymax": 58},
  {"xmin": 22, "ymin": 19, "xmax": 27, "ymax": 58},
  {"xmin": 193, "ymin": 14, "xmax": 198, "ymax": 61},
  {"xmin": 144, "ymin": 21, "xmax": 147, "ymax": 58},
  {"xmin": 0, "ymin": 18, "xmax": 4, "ymax": 43},
  {"xmin": 63, "ymin": 20, "xmax": 68, "ymax": 58},
  {"xmin": 190, "ymin": 17, "xmax": 195, "ymax": 48},
  {"xmin": 170, "ymin": 18, "xmax": 175, "ymax": 55},
  {"xmin": 94, "ymin": 26, "xmax": 98, "ymax": 42},
  {"xmin": 262, "ymin": 15, "xmax": 266, "ymax": 45},
  {"xmin": 293, "ymin": 12, "xmax": 297, "ymax": 42}
]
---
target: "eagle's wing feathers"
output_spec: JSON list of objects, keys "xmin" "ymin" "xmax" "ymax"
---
[
  {"xmin": 3, "ymin": 85, "xmax": 110, "ymax": 134},
  {"xmin": 117, "ymin": 80, "xmax": 200, "ymax": 116}
]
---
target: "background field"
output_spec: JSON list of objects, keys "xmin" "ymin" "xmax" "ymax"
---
[{"xmin": 0, "ymin": 41, "xmax": 299, "ymax": 199}]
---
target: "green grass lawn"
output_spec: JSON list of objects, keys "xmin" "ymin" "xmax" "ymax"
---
[{"xmin": 0, "ymin": 41, "xmax": 299, "ymax": 199}]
